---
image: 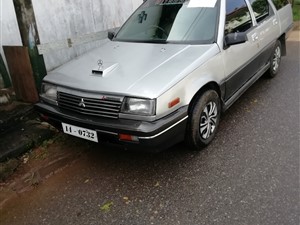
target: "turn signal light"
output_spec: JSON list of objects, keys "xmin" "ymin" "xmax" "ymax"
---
[{"xmin": 168, "ymin": 97, "xmax": 180, "ymax": 108}]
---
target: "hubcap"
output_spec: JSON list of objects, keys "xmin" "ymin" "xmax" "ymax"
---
[
  {"xmin": 272, "ymin": 46, "xmax": 281, "ymax": 73},
  {"xmin": 199, "ymin": 101, "xmax": 218, "ymax": 140}
]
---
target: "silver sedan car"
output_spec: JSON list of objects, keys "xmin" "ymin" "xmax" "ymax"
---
[{"xmin": 36, "ymin": 0, "xmax": 293, "ymax": 152}]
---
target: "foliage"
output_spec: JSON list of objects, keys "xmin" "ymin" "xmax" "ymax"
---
[
  {"xmin": 293, "ymin": 4, "xmax": 300, "ymax": 21},
  {"xmin": 252, "ymin": 0, "xmax": 267, "ymax": 14}
]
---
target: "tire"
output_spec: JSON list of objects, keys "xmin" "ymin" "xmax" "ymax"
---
[
  {"xmin": 266, "ymin": 40, "xmax": 282, "ymax": 78},
  {"xmin": 185, "ymin": 90, "xmax": 221, "ymax": 151}
]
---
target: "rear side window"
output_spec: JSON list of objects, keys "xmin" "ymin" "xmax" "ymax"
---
[
  {"xmin": 250, "ymin": 0, "xmax": 273, "ymax": 23},
  {"xmin": 225, "ymin": 0, "xmax": 252, "ymax": 35},
  {"xmin": 271, "ymin": 0, "xmax": 289, "ymax": 10}
]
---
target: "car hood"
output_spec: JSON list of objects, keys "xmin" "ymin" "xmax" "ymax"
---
[{"xmin": 44, "ymin": 41, "xmax": 220, "ymax": 99}]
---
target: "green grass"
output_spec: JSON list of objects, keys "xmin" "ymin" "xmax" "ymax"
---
[{"xmin": 293, "ymin": 4, "xmax": 300, "ymax": 21}]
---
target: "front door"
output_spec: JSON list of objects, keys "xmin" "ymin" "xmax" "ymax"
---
[{"xmin": 222, "ymin": 0, "xmax": 260, "ymax": 101}]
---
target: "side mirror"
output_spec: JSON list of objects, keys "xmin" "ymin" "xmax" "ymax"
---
[
  {"xmin": 108, "ymin": 31, "xmax": 115, "ymax": 41},
  {"xmin": 224, "ymin": 32, "xmax": 247, "ymax": 47}
]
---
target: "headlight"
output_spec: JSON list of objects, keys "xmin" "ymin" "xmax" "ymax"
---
[
  {"xmin": 40, "ymin": 83, "xmax": 57, "ymax": 103},
  {"xmin": 121, "ymin": 97, "xmax": 155, "ymax": 116}
]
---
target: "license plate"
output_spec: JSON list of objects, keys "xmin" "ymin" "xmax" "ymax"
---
[{"xmin": 62, "ymin": 123, "xmax": 98, "ymax": 143}]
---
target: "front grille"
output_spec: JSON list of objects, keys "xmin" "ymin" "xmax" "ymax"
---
[{"xmin": 57, "ymin": 92, "xmax": 122, "ymax": 119}]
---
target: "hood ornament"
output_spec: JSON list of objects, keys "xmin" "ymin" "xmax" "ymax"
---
[
  {"xmin": 92, "ymin": 59, "xmax": 104, "ymax": 75},
  {"xmin": 97, "ymin": 59, "xmax": 103, "ymax": 70},
  {"xmin": 92, "ymin": 60, "xmax": 118, "ymax": 77}
]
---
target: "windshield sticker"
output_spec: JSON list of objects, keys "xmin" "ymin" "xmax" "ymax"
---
[{"xmin": 187, "ymin": 0, "xmax": 217, "ymax": 8}]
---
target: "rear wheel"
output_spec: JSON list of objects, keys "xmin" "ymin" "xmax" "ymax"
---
[
  {"xmin": 267, "ymin": 40, "xmax": 282, "ymax": 78},
  {"xmin": 185, "ymin": 90, "xmax": 221, "ymax": 150}
]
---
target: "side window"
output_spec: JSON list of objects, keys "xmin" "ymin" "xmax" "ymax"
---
[
  {"xmin": 271, "ymin": 0, "xmax": 289, "ymax": 10},
  {"xmin": 225, "ymin": 0, "xmax": 253, "ymax": 35},
  {"xmin": 250, "ymin": 0, "xmax": 274, "ymax": 23}
]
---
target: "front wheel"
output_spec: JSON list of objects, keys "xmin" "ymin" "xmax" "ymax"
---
[
  {"xmin": 185, "ymin": 90, "xmax": 221, "ymax": 150},
  {"xmin": 266, "ymin": 40, "xmax": 282, "ymax": 78}
]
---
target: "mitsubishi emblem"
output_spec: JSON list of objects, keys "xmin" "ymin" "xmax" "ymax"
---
[{"xmin": 78, "ymin": 98, "xmax": 86, "ymax": 108}]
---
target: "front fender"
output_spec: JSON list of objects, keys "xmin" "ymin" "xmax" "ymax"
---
[{"xmin": 156, "ymin": 53, "xmax": 225, "ymax": 119}]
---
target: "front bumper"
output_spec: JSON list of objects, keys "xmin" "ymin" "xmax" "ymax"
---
[{"xmin": 35, "ymin": 102, "xmax": 188, "ymax": 152}]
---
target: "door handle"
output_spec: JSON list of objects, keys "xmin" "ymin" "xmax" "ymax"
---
[
  {"xmin": 252, "ymin": 33, "xmax": 259, "ymax": 42},
  {"xmin": 273, "ymin": 19, "xmax": 278, "ymax": 25}
]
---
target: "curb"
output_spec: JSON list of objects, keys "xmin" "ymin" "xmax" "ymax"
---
[
  {"xmin": 0, "ymin": 102, "xmax": 34, "ymax": 134},
  {"xmin": 0, "ymin": 121, "xmax": 56, "ymax": 162}
]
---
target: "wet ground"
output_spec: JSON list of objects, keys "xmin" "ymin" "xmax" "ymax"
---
[{"xmin": 0, "ymin": 31, "xmax": 299, "ymax": 225}]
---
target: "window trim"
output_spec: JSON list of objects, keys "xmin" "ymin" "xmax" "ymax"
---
[
  {"xmin": 224, "ymin": 0, "xmax": 255, "ymax": 35},
  {"xmin": 270, "ymin": 0, "xmax": 290, "ymax": 10},
  {"xmin": 249, "ymin": 0, "xmax": 274, "ymax": 24}
]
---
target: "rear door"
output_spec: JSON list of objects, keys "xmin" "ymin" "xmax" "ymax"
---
[
  {"xmin": 248, "ymin": 0, "xmax": 280, "ymax": 69},
  {"xmin": 271, "ymin": 0, "xmax": 293, "ymax": 35}
]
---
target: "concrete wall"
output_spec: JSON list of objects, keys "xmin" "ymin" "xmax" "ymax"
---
[
  {"xmin": 33, "ymin": 0, "xmax": 143, "ymax": 71},
  {"xmin": 0, "ymin": 0, "xmax": 143, "ymax": 72},
  {"xmin": 0, "ymin": 0, "xmax": 22, "ymax": 46},
  {"xmin": 0, "ymin": 0, "xmax": 23, "ymax": 87}
]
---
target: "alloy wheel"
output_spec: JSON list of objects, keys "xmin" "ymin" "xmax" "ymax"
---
[
  {"xmin": 199, "ymin": 101, "xmax": 218, "ymax": 139},
  {"xmin": 272, "ymin": 46, "xmax": 281, "ymax": 73}
]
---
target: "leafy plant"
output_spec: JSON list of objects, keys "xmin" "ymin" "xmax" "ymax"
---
[{"xmin": 293, "ymin": 4, "xmax": 300, "ymax": 21}]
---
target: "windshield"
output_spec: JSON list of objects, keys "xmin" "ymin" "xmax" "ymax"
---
[{"xmin": 115, "ymin": 0, "xmax": 220, "ymax": 44}]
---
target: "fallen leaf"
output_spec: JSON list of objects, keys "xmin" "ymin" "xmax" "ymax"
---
[{"xmin": 100, "ymin": 202, "xmax": 113, "ymax": 212}]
